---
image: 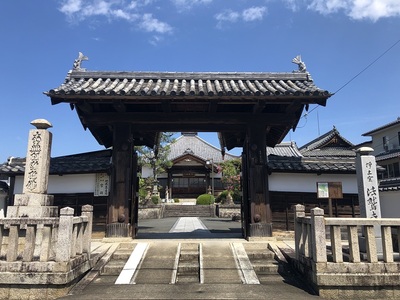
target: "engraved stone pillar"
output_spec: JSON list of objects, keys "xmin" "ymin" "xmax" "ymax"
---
[
  {"xmin": 7, "ymin": 119, "xmax": 58, "ymax": 218},
  {"xmin": 356, "ymin": 147, "xmax": 382, "ymax": 253}
]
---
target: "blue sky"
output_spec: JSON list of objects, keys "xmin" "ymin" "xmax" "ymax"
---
[{"xmin": 1, "ymin": 0, "xmax": 399, "ymax": 161}]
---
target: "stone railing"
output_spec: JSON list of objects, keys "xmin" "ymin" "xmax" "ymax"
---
[
  {"xmin": 293, "ymin": 204, "xmax": 400, "ymax": 299},
  {"xmin": 0, "ymin": 205, "xmax": 92, "ymax": 263},
  {"xmin": 0, "ymin": 205, "xmax": 93, "ymax": 299}
]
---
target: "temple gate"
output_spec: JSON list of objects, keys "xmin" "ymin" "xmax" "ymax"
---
[{"xmin": 46, "ymin": 53, "xmax": 331, "ymax": 238}]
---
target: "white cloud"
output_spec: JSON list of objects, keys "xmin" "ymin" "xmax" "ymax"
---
[
  {"xmin": 59, "ymin": 0, "xmax": 140, "ymax": 22},
  {"xmin": 59, "ymin": 0, "xmax": 172, "ymax": 41},
  {"xmin": 242, "ymin": 6, "xmax": 267, "ymax": 21},
  {"xmin": 140, "ymin": 14, "xmax": 173, "ymax": 33},
  {"xmin": 308, "ymin": 0, "xmax": 400, "ymax": 21},
  {"xmin": 215, "ymin": 10, "xmax": 240, "ymax": 23},
  {"xmin": 284, "ymin": 0, "xmax": 301, "ymax": 12},
  {"xmin": 59, "ymin": 0, "xmax": 83, "ymax": 15},
  {"xmin": 172, "ymin": 0, "xmax": 213, "ymax": 11},
  {"xmin": 215, "ymin": 6, "xmax": 267, "ymax": 28}
]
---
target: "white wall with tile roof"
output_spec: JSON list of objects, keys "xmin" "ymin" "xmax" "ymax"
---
[
  {"xmin": 14, "ymin": 173, "xmax": 97, "ymax": 194},
  {"xmin": 269, "ymin": 173, "xmax": 358, "ymax": 194}
]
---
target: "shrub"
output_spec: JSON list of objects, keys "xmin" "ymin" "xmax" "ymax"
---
[
  {"xmin": 196, "ymin": 194, "xmax": 215, "ymax": 205},
  {"xmin": 216, "ymin": 190, "xmax": 241, "ymax": 204},
  {"xmin": 215, "ymin": 190, "xmax": 229, "ymax": 203},
  {"xmin": 151, "ymin": 195, "xmax": 160, "ymax": 205},
  {"xmin": 174, "ymin": 198, "xmax": 180, "ymax": 203}
]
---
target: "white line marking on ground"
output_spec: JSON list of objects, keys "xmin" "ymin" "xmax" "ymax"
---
[
  {"xmin": 169, "ymin": 217, "xmax": 210, "ymax": 233},
  {"xmin": 115, "ymin": 243, "xmax": 149, "ymax": 285},
  {"xmin": 231, "ymin": 243, "xmax": 260, "ymax": 284},
  {"xmin": 170, "ymin": 243, "xmax": 181, "ymax": 284}
]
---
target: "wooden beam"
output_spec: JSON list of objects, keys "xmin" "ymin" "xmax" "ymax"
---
[
  {"xmin": 81, "ymin": 112, "xmax": 296, "ymax": 126},
  {"xmin": 113, "ymin": 101, "xmax": 126, "ymax": 113}
]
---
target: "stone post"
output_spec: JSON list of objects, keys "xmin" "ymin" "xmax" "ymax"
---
[
  {"xmin": 7, "ymin": 119, "xmax": 58, "ymax": 218},
  {"xmin": 56, "ymin": 207, "xmax": 74, "ymax": 262},
  {"xmin": 294, "ymin": 204, "xmax": 305, "ymax": 260},
  {"xmin": 81, "ymin": 205, "xmax": 93, "ymax": 258},
  {"xmin": 356, "ymin": 147, "xmax": 382, "ymax": 252},
  {"xmin": 310, "ymin": 207, "xmax": 327, "ymax": 263}
]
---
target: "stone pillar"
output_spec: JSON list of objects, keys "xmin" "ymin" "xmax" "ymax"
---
[
  {"xmin": 356, "ymin": 147, "xmax": 382, "ymax": 252},
  {"xmin": 294, "ymin": 204, "xmax": 305, "ymax": 260},
  {"xmin": 81, "ymin": 205, "xmax": 93, "ymax": 257},
  {"xmin": 56, "ymin": 207, "xmax": 74, "ymax": 262},
  {"xmin": 7, "ymin": 119, "xmax": 57, "ymax": 218},
  {"xmin": 310, "ymin": 207, "xmax": 327, "ymax": 263}
]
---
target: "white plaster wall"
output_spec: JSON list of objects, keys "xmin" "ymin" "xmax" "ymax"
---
[
  {"xmin": 269, "ymin": 173, "xmax": 358, "ymax": 194},
  {"xmin": 380, "ymin": 191, "xmax": 400, "ymax": 218},
  {"xmin": 14, "ymin": 174, "xmax": 97, "ymax": 194}
]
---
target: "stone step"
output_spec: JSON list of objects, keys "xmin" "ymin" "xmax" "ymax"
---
[
  {"xmin": 101, "ymin": 260, "xmax": 126, "ymax": 275},
  {"xmin": 246, "ymin": 251, "xmax": 275, "ymax": 260},
  {"xmin": 251, "ymin": 261, "xmax": 280, "ymax": 274},
  {"xmin": 177, "ymin": 262, "xmax": 199, "ymax": 275},
  {"xmin": 163, "ymin": 205, "xmax": 215, "ymax": 217},
  {"xmin": 176, "ymin": 275, "xmax": 199, "ymax": 284},
  {"xmin": 112, "ymin": 250, "xmax": 133, "ymax": 260}
]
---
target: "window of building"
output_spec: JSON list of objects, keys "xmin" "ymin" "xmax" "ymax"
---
[
  {"xmin": 383, "ymin": 136, "xmax": 389, "ymax": 152},
  {"xmin": 398, "ymin": 132, "xmax": 400, "ymax": 147}
]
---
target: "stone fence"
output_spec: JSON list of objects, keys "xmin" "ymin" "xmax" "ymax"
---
[
  {"xmin": 0, "ymin": 205, "xmax": 93, "ymax": 299},
  {"xmin": 293, "ymin": 204, "xmax": 400, "ymax": 299}
]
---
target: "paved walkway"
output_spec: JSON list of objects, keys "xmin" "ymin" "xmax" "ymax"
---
[{"xmin": 61, "ymin": 217, "xmax": 319, "ymax": 300}]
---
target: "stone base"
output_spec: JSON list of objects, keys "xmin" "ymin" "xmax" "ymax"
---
[
  {"xmin": 106, "ymin": 223, "xmax": 132, "ymax": 238},
  {"xmin": 14, "ymin": 193, "xmax": 54, "ymax": 206},
  {"xmin": 0, "ymin": 255, "xmax": 91, "ymax": 299},
  {"xmin": 6, "ymin": 206, "xmax": 58, "ymax": 218},
  {"xmin": 249, "ymin": 223, "xmax": 273, "ymax": 237}
]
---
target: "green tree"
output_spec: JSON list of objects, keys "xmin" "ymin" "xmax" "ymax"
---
[
  {"xmin": 219, "ymin": 158, "xmax": 242, "ymax": 204},
  {"xmin": 136, "ymin": 132, "xmax": 175, "ymax": 199}
]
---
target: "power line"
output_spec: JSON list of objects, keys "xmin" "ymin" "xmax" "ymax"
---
[
  {"xmin": 298, "ymin": 37, "xmax": 400, "ymax": 123},
  {"xmin": 334, "ymin": 37, "xmax": 400, "ymax": 95}
]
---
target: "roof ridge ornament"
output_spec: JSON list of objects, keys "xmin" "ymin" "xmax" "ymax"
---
[
  {"xmin": 73, "ymin": 52, "xmax": 88, "ymax": 71},
  {"xmin": 292, "ymin": 55, "xmax": 307, "ymax": 73}
]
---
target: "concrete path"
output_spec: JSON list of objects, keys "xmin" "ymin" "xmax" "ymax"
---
[{"xmin": 61, "ymin": 217, "xmax": 321, "ymax": 300}]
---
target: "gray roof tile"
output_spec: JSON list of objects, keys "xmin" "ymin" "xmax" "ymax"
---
[{"xmin": 46, "ymin": 71, "xmax": 330, "ymax": 99}]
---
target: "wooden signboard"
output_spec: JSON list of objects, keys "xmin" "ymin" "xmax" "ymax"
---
[
  {"xmin": 317, "ymin": 182, "xmax": 343, "ymax": 199},
  {"xmin": 317, "ymin": 182, "xmax": 343, "ymax": 217}
]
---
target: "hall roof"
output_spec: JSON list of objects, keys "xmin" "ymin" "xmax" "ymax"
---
[
  {"xmin": 44, "ymin": 54, "xmax": 332, "ymax": 151},
  {"xmin": 168, "ymin": 133, "xmax": 239, "ymax": 164},
  {"xmin": 267, "ymin": 141, "xmax": 356, "ymax": 174},
  {"xmin": 299, "ymin": 127, "xmax": 356, "ymax": 158}
]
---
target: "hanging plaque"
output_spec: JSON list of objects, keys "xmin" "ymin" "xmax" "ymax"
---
[{"xmin": 94, "ymin": 173, "xmax": 110, "ymax": 196}]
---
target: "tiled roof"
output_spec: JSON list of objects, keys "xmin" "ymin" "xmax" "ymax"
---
[
  {"xmin": 0, "ymin": 150, "xmax": 111, "ymax": 175},
  {"xmin": 44, "ymin": 57, "xmax": 332, "ymax": 151},
  {"xmin": 267, "ymin": 139, "xmax": 356, "ymax": 173},
  {"xmin": 299, "ymin": 127, "xmax": 356, "ymax": 158},
  {"xmin": 375, "ymin": 149, "xmax": 400, "ymax": 161},
  {"xmin": 379, "ymin": 177, "xmax": 400, "ymax": 192},
  {"xmin": 267, "ymin": 142, "xmax": 302, "ymax": 157},
  {"xmin": 168, "ymin": 133, "xmax": 239, "ymax": 163},
  {"xmin": 46, "ymin": 71, "xmax": 330, "ymax": 99},
  {"xmin": 362, "ymin": 117, "xmax": 400, "ymax": 136}
]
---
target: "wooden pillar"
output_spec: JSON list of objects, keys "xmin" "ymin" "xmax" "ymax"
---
[
  {"xmin": 241, "ymin": 150, "xmax": 250, "ymax": 239},
  {"xmin": 107, "ymin": 124, "xmax": 134, "ymax": 237},
  {"xmin": 244, "ymin": 122, "xmax": 273, "ymax": 237}
]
